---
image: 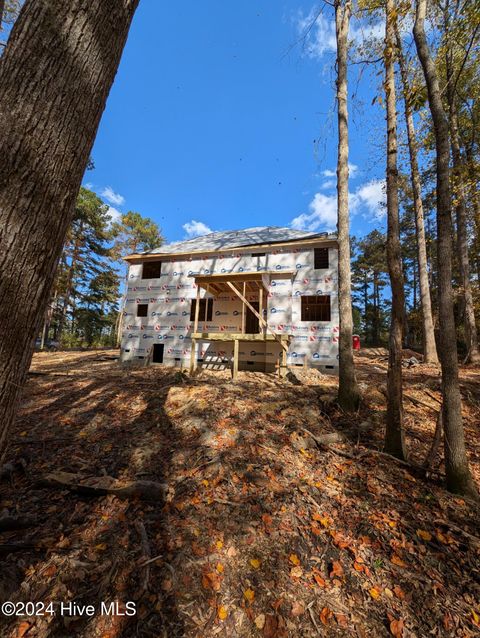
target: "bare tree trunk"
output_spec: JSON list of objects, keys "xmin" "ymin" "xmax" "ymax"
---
[
  {"xmin": 445, "ymin": 63, "xmax": 480, "ymax": 364},
  {"xmin": 0, "ymin": 0, "xmax": 139, "ymax": 460},
  {"xmin": 396, "ymin": 29, "xmax": 439, "ymax": 365},
  {"xmin": 413, "ymin": 0, "xmax": 477, "ymax": 497},
  {"xmin": 384, "ymin": 0, "xmax": 406, "ymax": 460},
  {"xmin": 335, "ymin": 0, "xmax": 360, "ymax": 412}
]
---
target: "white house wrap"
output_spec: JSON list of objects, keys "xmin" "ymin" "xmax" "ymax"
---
[{"xmin": 121, "ymin": 226, "xmax": 339, "ymax": 375}]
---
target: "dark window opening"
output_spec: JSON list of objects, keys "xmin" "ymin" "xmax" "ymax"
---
[
  {"xmin": 190, "ymin": 298, "xmax": 213, "ymax": 322},
  {"xmin": 301, "ymin": 295, "xmax": 331, "ymax": 322},
  {"xmin": 252, "ymin": 252, "xmax": 266, "ymax": 257},
  {"xmin": 152, "ymin": 343, "xmax": 164, "ymax": 363},
  {"xmin": 314, "ymin": 248, "xmax": 329, "ymax": 269},
  {"xmin": 142, "ymin": 261, "xmax": 162, "ymax": 279},
  {"xmin": 137, "ymin": 303, "xmax": 148, "ymax": 317}
]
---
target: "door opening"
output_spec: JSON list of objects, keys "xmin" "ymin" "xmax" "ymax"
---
[
  {"xmin": 152, "ymin": 343, "xmax": 164, "ymax": 363},
  {"xmin": 245, "ymin": 302, "xmax": 260, "ymax": 333}
]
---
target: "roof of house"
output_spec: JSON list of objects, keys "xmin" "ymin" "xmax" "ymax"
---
[{"xmin": 135, "ymin": 226, "xmax": 335, "ymax": 258}]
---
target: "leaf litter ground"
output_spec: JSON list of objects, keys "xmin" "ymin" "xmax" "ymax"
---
[{"xmin": 0, "ymin": 350, "xmax": 479, "ymax": 638}]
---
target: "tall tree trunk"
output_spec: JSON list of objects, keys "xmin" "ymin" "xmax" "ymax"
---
[
  {"xmin": 445, "ymin": 59, "xmax": 480, "ymax": 364},
  {"xmin": 0, "ymin": 0, "xmax": 140, "ymax": 460},
  {"xmin": 396, "ymin": 29, "xmax": 439, "ymax": 365},
  {"xmin": 335, "ymin": 0, "xmax": 360, "ymax": 411},
  {"xmin": 413, "ymin": 0, "xmax": 477, "ymax": 497},
  {"xmin": 384, "ymin": 0, "xmax": 406, "ymax": 460}
]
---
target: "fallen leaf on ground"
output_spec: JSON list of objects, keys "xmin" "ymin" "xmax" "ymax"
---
[
  {"xmin": 218, "ymin": 605, "xmax": 228, "ymax": 621},
  {"xmin": 244, "ymin": 588, "xmax": 255, "ymax": 603}
]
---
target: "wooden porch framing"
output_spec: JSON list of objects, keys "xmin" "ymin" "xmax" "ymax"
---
[{"xmin": 189, "ymin": 270, "xmax": 293, "ymax": 380}]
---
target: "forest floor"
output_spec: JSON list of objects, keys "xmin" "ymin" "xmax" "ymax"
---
[{"xmin": 0, "ymin": 349, "xmax": 479, "ymax": 638}]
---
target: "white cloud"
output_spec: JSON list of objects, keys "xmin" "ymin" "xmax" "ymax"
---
[
  {"xmin": 322, "ymin": 168, "xmax": 336, "ymax": 178},
  {"xmin": 352, "ymin": 178, "xmax": 386, "ymax": 220},
  {"xmin": 291, "ymin": 192, "xmax": 338, "ymax": 232},
  {"xmin": 182, "ymin": 220, "xmax": 213, "ymax": 238},
  {"xmin": 297, "ymin": 11, "xmax": 337, "ymax": 58},
  {"xmin": 348, "ymin": 162, "xmax": 358, "ymax": 177},
  {"xmin": 321, "ymin": 179, "xmax": 336, "ymax": 190},
  {"xmin": 291, "ymin": 178, "xmax": 386, "ymax": 232},
  {"xmin": 101, "ymin": 186, "xmax": 125, "ymax": 206},
  {"xmin": 321, "ymin": 163, "xmax": 357, "ymax": 180},
  {"xmin": 296, "ymin": 10, "xmax": 384, "ymax": 59},
  {"xmin": 106, "ymin": 206, "xmax": 122, "ymax": 224}
]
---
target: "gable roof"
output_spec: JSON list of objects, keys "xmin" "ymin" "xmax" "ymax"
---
[{"xmin": 137, "ymin": 226, "xmax": 334, "ymax": 257}]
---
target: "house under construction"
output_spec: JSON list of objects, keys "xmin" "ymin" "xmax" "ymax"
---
[{"xmin": 120, "ymin": 226, "xmax": 339, "ymax": 378}]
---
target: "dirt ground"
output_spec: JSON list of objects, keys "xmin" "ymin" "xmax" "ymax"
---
[{"xmin": 0, "ymin": 349, "xmax": 479, "ymax": 638}]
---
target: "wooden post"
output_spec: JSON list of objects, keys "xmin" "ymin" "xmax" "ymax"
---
[
  {"xmin": 241, "ymin": 282, "xmax": 246, "ymax": 333},
  {"xmin": 281, "ymin": 348, "xmax": 287, "ymax": 378},
  {"xmin": 258, "ymin": 286, "xmax": 263, "ymax": 335},
  {"xmin": 233, "ymin": 338, "xmax": 239, "ymax": 380},
  {"xmin": 204, "ymin": 284, "xmax": 209, "ymax": 328},
  {"xmin": 190, "ymin": 285, "xmax": 201, "ymax": 374}
]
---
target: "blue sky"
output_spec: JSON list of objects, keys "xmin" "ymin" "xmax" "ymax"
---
[{"xmin": 84, "ymin": 1, "xmax": 388, "ymax": 245}]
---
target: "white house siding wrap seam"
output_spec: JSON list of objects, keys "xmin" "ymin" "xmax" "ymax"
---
[{"xmin": 120, "ymin": 242, "xmax": 339, "ymax": 373}]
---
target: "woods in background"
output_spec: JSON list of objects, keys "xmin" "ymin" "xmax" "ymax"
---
[{"xmin": 39, "ymin": 189, "xmax": 163, "ymax": 350}]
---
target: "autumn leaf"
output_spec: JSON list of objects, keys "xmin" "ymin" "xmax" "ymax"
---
[
  {"xmin": 202, "ymin": 571, "xmax": 221, "ymax": 591},
  {"xmin": 289, "ymin": 553, "xmax": 300, "ymax": 566},
  {"xmin": 244, "ymin": 588, "xmax": 255, "ymax": 603},
  {"xmin": 319, "ymin": 607, "xmax": 333, "ymax": 625},
  {"xmin": 335, "ymin": 612, "xmax": 349, "ymax": 627},
  {"xmin": 389, "ymin": 617, "xmax": 405, "ymax": 637},
  {"xmin": 16, "ymin": 622, "xmax": 31, "ymax": 638},
  {"xmin": 472, "ymin": 609, "xmax": 480, "ymax": 627},
  {"xmin": 369, "ymin": 587, "xmax": 381, "ymax": 600},
  {"xmin": 263, "ymin": 615, "xmax": 279, "ymax": 638},
  {"xmin": 291, "ymin": 601, "xmax": 305, "ymax": 616},
  {"xmin": 390, "ymin": 554, "xmax": 407, "ymax": 568},
  {"xmin": 218, "ymin": 605, "xmax": 228, "ymax": 621},
  {"xmin": 312, "ymin": 513, "xmax": 330, "ymax": 527},
  {"xmin": 250, "ymin": 558, "xmax": 261, "ymax": 569},
  {"xmin": 216, "ymin": 562, "xmax": 224, "ymax": 573},
  {"xmin": 216, "ymin": 540, "xmax": 224, "ymax": 550},
  {"xmin": 313, "ymin": 572, "xmax": 327, "ymax": 588},
  {"xmin": 290, "ymin": 565, "xmax": 303, "ymax": 579},
  {"xmin": 254, "ymin": 613, "xmax": 266, "ymax": 629},
  {"xmin": 329, "ymin": 560, "xmax": 344, "ymax": 579},
  {"xmin": 416, "ymin": 529, "xmax": 432, "ymax": 542},
  {"xmin": 393, "ymin": 585, "xmax": 405, "ymax": 599}
]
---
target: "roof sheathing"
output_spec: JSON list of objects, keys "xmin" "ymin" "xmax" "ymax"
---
[{"xmin": 124, "ymin": 226, "xmax": 337, "ymax": 262}]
